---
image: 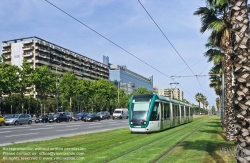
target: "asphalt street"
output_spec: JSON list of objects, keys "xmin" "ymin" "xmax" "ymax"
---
[{"xmin": 0, "ymin": 119, "xmax": 129, "ymax": 146}]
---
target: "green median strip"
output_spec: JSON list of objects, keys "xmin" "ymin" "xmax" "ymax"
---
[{"xmin": 0, "ymin": 116, "xmax": 235, "ymax": 163}]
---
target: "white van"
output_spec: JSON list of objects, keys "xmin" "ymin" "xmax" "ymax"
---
[{"xmin": 112, "ymin": 108, "xmax": 128, "ymax": 119}]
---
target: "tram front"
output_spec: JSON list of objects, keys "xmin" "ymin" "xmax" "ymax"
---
[{"xmin": 129, "ymin": 94, "xmax": 159, "ymax": 133}]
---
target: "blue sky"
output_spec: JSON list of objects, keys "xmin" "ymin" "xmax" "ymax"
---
[{"xmin": 0, "ymin": 0, "xmax": 218, "ymax": 107}]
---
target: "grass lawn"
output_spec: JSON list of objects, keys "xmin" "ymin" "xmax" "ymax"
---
[{"xmin": 0, "ymin": 116, "xmax": 236, "ymax": 163}]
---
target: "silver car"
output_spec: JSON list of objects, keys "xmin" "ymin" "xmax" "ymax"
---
[{"xmin": 5, "ymin": 114, "xmax": 32, "ymax": 125}]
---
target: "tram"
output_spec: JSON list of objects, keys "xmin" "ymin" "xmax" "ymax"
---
[{"xmin": 129, "ymin": 94, "xmax": 193, "ymax": 133}]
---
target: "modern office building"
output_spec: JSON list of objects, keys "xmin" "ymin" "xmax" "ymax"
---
[
  {"xmin": 104, "ymin": 56, "xmax": 153, "ymax": 94},
  {"xmin": 155, "ymin": 86, "xmax": 184, "ymax": 101},
  {"xmin": 1, "ymin": 36, "xmax": 109, "ymax": 80}
]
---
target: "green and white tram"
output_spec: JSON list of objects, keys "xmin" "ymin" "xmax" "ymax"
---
[{"xmin": 129, "ymin": 94, "xmax": 193, "ymax": 133}]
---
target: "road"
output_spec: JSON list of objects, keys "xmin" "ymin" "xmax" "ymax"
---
[{"xmin": 0, "ymin": 119, "xmax": 129, "ymax": 146}]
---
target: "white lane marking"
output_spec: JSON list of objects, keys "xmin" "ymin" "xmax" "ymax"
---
[
  {"xmin": 30, "ymin": 127, "xmax": 53, "ymax": 131},
  {"xmin": 56, "ymin": 128, "xmax": 78, "ymax": 132},
  {"xmin": 1, "ymin": 126, "xmax": 30, "ymax": 130},
  {"xmin": 88, "ymin": 123, "xmax": 102, "ymax": 125},
  {"xmin": 0, "ymin": 131, "xmax": 12, "ymax": 134},
  {"xmin": 44, "ymin": 123, "xmax": 71, "ymax": 126},
  {"xmin": 88, "ymin": 125, "xmax": 103, "ymax": 128},
  {"xmin": 5, "ymin": 132, "xmax": 39, "ymax": 137},
  {"xmin": 65, "ymin": 125, "xmax": 81, "ymax": 127}
]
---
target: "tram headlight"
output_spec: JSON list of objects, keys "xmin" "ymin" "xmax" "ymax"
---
[
  {"xmin": 143, "ymin": 121, "xmax": 146, "ymax": 124},
  {"xmin": 130, "ymin": 121, "xmax": 133, "ymax": 124}
]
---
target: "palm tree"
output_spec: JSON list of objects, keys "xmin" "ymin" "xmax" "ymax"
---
[
  {"xmin": 209, "ymin": 66, "xmax": 223, "ymax": 120},
  {"xmin": 195, "ymin": 93, "xmax": 203, "ymax": 114},
  {"xmin": 229, "ymin": 0, "xmax": 250, "ymax": 161},
  {"xmin": 200, "ymin": 95, "xmax": 207, "ymax": 109},
  {"xmin": 194, "ymin": 0, "xmax": 235, "ymax": 140}
]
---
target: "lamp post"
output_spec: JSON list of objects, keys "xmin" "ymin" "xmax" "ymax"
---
[
  {"xmin": 0, "ymin": 97, "xmax": 2, "ymax": 115},
  {"xmin": 170, "ymin": 82, "xmax": 179, "ymax": 99},
  {"xmin": 117, "ymin": 80, "xmax": 120, "ymax": 108},
  {"xmin": 56, "ymin": 67, "xmax": 59, "ymax": 113}
]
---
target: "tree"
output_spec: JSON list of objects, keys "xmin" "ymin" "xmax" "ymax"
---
[
  {"xmin": 195, "ymin": 93, "xmax": 203, "ymax": 109},
  {"xmin": 194, "ymin": 0, "xmax": 235, "ymax": 140},
  {"xmin": 132, "ymin": 87, "xmax": 152, "ymax": 95},
  {"xmin": 91, "ymin": 78, "xmax": 117, "ymax": 112},
  {"xmin": 200, "ymin": 95, "xmax": 207, "ymax": 109},
  {"xmin": 30, "ymin": 65, "xmax": 56, "ymax": 115},
  {"xmin": 0, "ymin": 63, "xmax": 19, "ymax": 113},
  {"xmin": 58, "ymin": 71, "xmax": 76, "ymax": 112},
  {"xmin": 17, "ymin": 60, "xmax": 33, "ymax": 113},
  {"xmin": 211, "ymin": 106, "xmax": 216, "ymax": 115},
  {"xmin": 229, "ymin": 0, "xmax": 250, "ymax": 162}
]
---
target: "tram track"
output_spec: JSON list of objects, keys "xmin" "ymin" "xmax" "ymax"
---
[
  {"xmin": 151, "ymin": 119, "xmax": 210, "ymax": 163},
  {"xmin": 104, "ymin": 117, "xmax": 211, "ymax": 163}
]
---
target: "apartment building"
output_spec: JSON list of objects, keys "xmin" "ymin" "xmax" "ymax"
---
[
  {"xmin": 1, "ymin": 36, "xmax": 109, "ymax": 80},
  {"xmin": 155, "ymin": 86, "xmax": 184, "ymax": 101}
]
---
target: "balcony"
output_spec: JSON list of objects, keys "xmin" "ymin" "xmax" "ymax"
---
[
  {"xmin": 35, "ymin": 59, "xmax": 48, "ymax": 65},
  {"xmin": 2, "ymin": 49, "xmax": 11, "ymax": 53},
  {"xmin": 2, "ymin": 43, "xmax": 11, "ymax": 47},
  {"xmin": 4, "ymin": 55, "xmax": 11, "ymax": 60},
  {"xmin": 23, "ymin": 46, "xmax": 34, "ymax": 51},
  {"xmin": 22, "ymin": 40, "xmax": 33, "ymax": 44},
  {"xmin": 23, "ymin": 52, "xmax": 33, "ymax": 57},
  {"xmin": 27, "ymin": 59, "xmax": 33, "ymax": 63}
]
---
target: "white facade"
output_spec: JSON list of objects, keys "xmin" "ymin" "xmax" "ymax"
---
[{"xmin": 154, "ymin": 86, "xmax": 184, "ymax": 101}]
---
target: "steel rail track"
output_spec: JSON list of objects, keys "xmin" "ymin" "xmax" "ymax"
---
[
  {"xmin": 104, "ymin": 118, "xmax": 210, "ymax": 163},
  {"xmin": 152, "ymin": 119, "xmax": 210, "ymax": 163}
]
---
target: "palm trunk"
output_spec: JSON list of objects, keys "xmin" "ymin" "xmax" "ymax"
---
[
  {"xmin": 225, "ymin": 49, "xmax": 236, "ymax": 141},
  {"xmin": 229, "ymin": 0, "xmax": 250, "ymax": 162}
]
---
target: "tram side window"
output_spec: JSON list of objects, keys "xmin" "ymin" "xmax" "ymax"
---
[
  {"xmin": 186, "ymin": 107, "xmax": 189, "ymax": 116},
  {"xmin": 150, "ymin": 102, "xmax": 160, "ymax": 121},
  {"xmin": 172, "ymin": 104, "xmax": 176, "ymax": 117},
  {"xmin": 175, "ymin": 105, "xmax": 179, "ymax": 116},
  {"xmin": 181, "ymin": 106, "xmax": 184, "ymax": 116},
  {"xmin": 191, "ymin": 107, "xmax": 193, "ymax": 116},
  {"xmin": 164, "ymin": 103, "xmax": 170, "ymax": 119}
]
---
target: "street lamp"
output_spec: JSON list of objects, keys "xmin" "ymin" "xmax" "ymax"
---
[
  {"xmin": 56, "ymin": 67, "xmax": 59, "ymax": 113},
  {"xmin": 170, "ymin": 82, "xmax": 179, "ymax": 99},
  {"xmin": 0, "ymin": 97, "xmax": 2, "ymax": 115},
  {"xmin": 117, "ymin": 80, "xmax": 120, "ymax": 108}
]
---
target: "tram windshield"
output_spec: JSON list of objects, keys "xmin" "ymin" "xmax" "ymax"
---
[{"xmin": 131, "ymin": 102, "xmax": 150, "ymax": 121}]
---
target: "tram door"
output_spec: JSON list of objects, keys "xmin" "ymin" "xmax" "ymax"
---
[{"xmin": 160, "ymin": 103, "xmax": 163, "ymax": 130}]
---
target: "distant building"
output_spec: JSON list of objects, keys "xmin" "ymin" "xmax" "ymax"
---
[
  {"xmin": 1, "ymin": 36, "xmax": 109, "ymax": 81},
  {"xmin": 153, "ymin": 86, "xmax": 159, "ymax": 94},
  {"xmin": 154, "ymin": 86, "xmax": 184, "ymax": 101},
  {"xmin": 104, "ymin": 56, "xmax": 153, "ymax": 94}
]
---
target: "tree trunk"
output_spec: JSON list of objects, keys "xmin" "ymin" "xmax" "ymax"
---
[
  {"xmin": 229, "ymin": 0, "xmax": 250, "ymax": 162},
  {"xmin": 225, "ymin": 48, "xmax": 236, "ymax": 141}
]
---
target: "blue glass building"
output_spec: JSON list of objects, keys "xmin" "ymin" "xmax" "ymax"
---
[{"xmin": 103, "ymin": 56, "xmax": 153, "ymax": 94}]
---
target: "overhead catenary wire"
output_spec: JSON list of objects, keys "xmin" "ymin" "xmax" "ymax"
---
[
  {"xmin": 137, "ymin": 0, "xmax": 207, "ymax": 99},
  {"xmin": 45, "ymin": 0, "xmax": 198, "ymax": 103}
]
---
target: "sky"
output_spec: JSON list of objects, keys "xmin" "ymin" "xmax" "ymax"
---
[{"xmin": 0, "ymin": 0, "xmax": 217, "ymax": 108}]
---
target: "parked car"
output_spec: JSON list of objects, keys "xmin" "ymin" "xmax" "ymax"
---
[
  {"xmin": 4, "ymin": 114, "xmax": 12, "ymax": 119},
  {"xmin": 83, "ymin": 113, "xmax": 101, "ymax": 122},
  {"xmin": 35, "ymin": 115, "xmax": 49, "ymax": 123},
  {"xmin": 54, "ymin": 113, "xmax": 70, "ymax": 123},
  {"xmin": 65, "ymin": 112, "xmax": 73, "ymax": 121},
  {"xmin": 47, "ymin": 114, "xmax": 55, "ymax": 123},
  {"xmin": 0, "ymin": 115, "xmax": 5, "ymax": 126},
  {"xmin": 4, "ymin": 114, "xmax": 32, "ymax": 125},
  {"xmin": 73, "ymin": 112, "xmax": 88, "ymax": 121},
  {"xmin": 96, "ymin": 111, "xmax": 110, "ymax": 120}
]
